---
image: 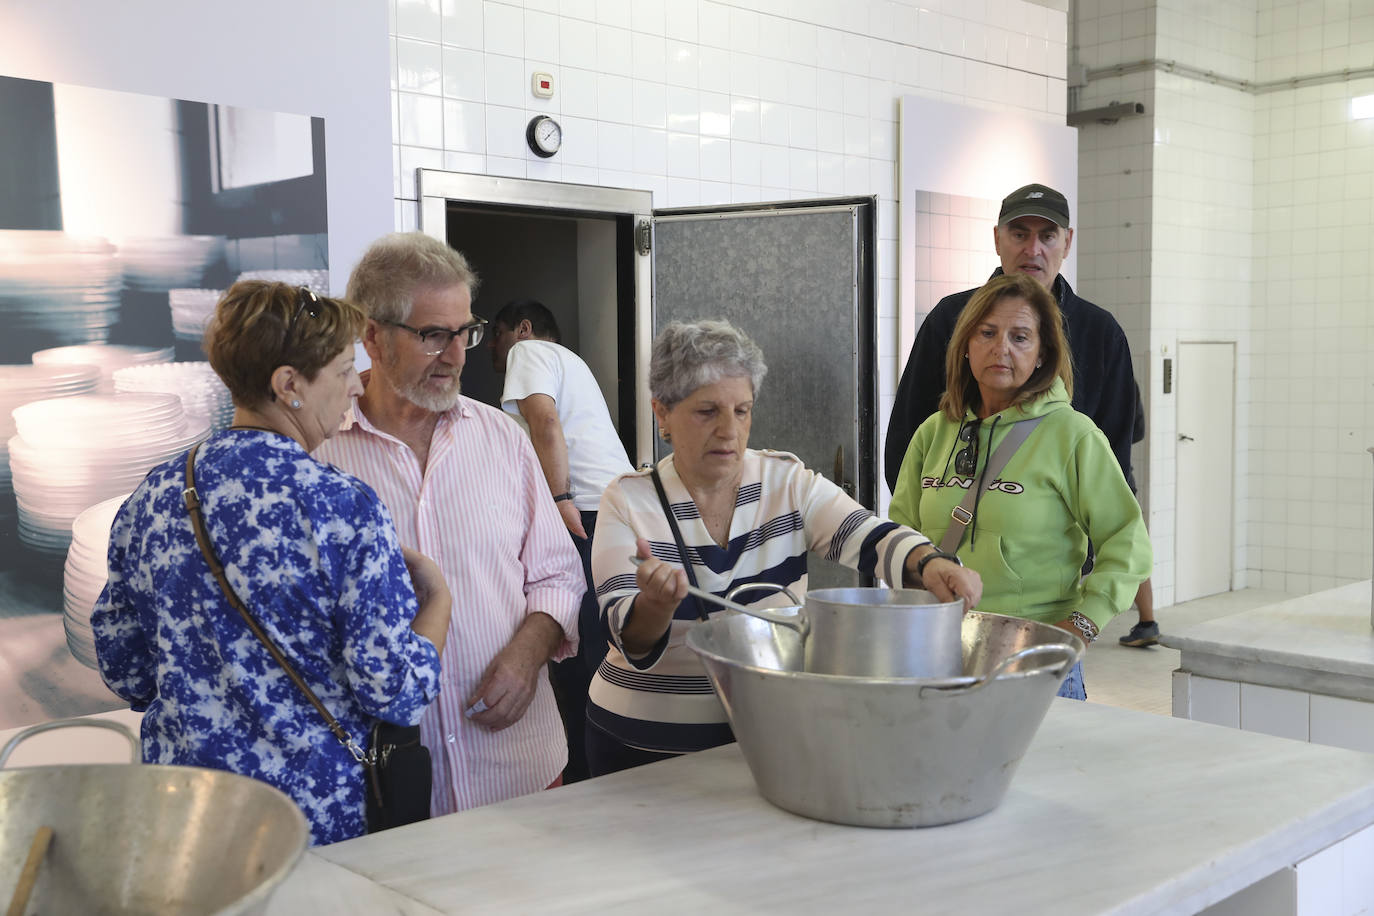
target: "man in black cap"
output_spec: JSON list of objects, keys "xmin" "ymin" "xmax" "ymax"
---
[{"xmin": 884, "ymin": 182, "xmax": 1158, "ymax": 647}]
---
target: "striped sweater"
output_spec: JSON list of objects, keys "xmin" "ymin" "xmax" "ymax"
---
[{"xmin": 588, "ymin": 449, "xmax": 930, "ymax": 754}]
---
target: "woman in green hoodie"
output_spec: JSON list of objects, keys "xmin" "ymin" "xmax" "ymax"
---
[{"xmin": 889, "ymin": 273, "xmax": 1151, "ymax": 699}]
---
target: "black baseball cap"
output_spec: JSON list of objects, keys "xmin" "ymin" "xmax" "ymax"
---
[{"xmin": 998, "ymin": 183, "xmax": 1071, "ymax": 227}]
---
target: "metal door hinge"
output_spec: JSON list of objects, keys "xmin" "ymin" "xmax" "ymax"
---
[{"xmin": 636, "ymin": 219, "xmax": 652, "ymax": 255}]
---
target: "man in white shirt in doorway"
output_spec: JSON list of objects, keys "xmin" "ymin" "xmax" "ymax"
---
[{"xmin": 490, "ymin": 298, "xmax": 633, "ymax": 783}]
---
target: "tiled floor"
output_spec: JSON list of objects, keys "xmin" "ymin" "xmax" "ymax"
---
[{"xmin": 1084, "ymin": 588, "xmax": 1295, "ymax": 716}]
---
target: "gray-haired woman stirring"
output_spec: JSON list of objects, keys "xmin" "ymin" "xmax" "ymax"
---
[{"xmin": 586, "ymin": 319, "xmax": 982, "ymax": 775}]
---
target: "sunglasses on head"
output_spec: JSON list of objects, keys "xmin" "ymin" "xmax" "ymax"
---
[{"xmin": 283, "ymin": 287, "xmax": 321, "ymax": 352}]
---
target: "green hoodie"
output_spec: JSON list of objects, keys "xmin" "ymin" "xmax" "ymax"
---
[{"xmin": 890, "ymin": 378, "xmax": 1151, "ymax": 631}]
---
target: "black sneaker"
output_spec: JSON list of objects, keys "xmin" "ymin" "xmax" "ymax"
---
[{"xmin": 1119, "ymin": 621, "xmax": 1160, "ymax": 647}]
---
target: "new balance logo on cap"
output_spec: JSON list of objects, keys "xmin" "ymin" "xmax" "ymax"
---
[{"xmin": 998, "ymin": 183, "xmax": 1070, "ymax": 227}]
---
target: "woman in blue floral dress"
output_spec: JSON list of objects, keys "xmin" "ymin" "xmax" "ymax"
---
[{"xmin": 93, "ymin": 282, "xmax": 451, "ymax": 845}]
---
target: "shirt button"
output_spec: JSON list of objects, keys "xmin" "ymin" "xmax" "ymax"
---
[{"xmin": 447, "ymin": 734, "xmax": 456, "ymax": 743}]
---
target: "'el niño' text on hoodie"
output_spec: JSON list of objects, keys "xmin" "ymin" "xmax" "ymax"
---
[{"xmin": 889, "ymin": 378, "xmax": 1151, "ymax": 631}]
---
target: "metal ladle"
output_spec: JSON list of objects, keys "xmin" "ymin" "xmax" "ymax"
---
[{"xmin": 628, "ymin": 555, "xmax": 804, "ymax": 630}]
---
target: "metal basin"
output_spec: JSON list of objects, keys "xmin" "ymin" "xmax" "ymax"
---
[
  {"xmin": 686, "ymin": 611, "xmax": 1082, "ymax": 828},
  {"xmin": 1, "ymin": 721, "xmax": 308, "ymax": 915}
]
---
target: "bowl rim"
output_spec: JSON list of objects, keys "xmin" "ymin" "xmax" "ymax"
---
[
  {"xmin": 685, "ymin": 610, "xmax": 1083, "ymax": 687},
  {"xmin": 0, "ymin": 761, "xmax": 310, "ymax": 911}
]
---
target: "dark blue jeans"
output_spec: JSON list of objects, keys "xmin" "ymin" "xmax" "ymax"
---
[{"xmin": 1057, "ymin": 661, "xmax": 1086, "ymax": 700}]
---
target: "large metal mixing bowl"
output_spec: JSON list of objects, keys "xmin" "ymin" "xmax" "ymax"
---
[
  {"xmin": 1, "ymin": 719, "xmax": 308, "ymax": 915},
  {"xmin": 686, "ymin": 611, "xmax": 1083, "ymax": 828}
]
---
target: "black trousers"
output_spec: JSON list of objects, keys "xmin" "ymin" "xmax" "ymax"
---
[
  {"xmin": 547, "ymin": 510, "xmax": 605, "ymax": 784},
  {"xmin": 584, "ymin": 721, "xmax": 677, "ymax": 777}
]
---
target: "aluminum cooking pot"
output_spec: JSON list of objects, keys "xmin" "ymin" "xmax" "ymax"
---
[
  {"xmin": 687, "ymin": 611, "xmax": 1083, "ymax": 828},
  {"xmin": 1, "ymin": 718, "xmax": 308, "ymax": 916},
  {"xmin": 721, "ymin": 584, "xmax": 965, "ymax": 678}
]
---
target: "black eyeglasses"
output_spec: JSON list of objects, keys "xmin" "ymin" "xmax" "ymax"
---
[
  {"xmin": 382, "ymin": 316, "xmax": 487, "ymax": 355},
  {"xmin": 283, "ymin": 287, "xmax": 321, "ymax": 353},
  {"xmin": 955, "ymin": 419, "xmax": 981, "ymax": 476}
]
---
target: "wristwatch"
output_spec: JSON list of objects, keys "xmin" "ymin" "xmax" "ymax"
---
[{"xmin": 914, "ymin": 548, "xmax": 962, "ymax": 584}]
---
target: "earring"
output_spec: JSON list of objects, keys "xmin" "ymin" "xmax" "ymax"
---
[
  {"xmin": 1036, "ymin": 360, "xmax": 1042, "ymax": 369},
  {"xmin": 291, "ymin": 399, "xmax": 302, "ymax": 409},
  {"xmin": 963, "ymin": 353, "xmax": 969, "ymax": 359},
  {"xmin": 659, "ymin": 428, "xmax": 671, "ymax": 443}
]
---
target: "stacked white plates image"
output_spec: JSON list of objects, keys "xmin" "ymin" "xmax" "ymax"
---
[
  {"xmin": 0, "ymin": 230, "xmax": 123, "ymax": 342},
  {"xmin": 63, "ymin": 493, "xmax": 130, "ymax": 670},
  {"xmin": 169, "ymin": 288, "xmax": 224, "ymax": 340},
  {"xmin": 33, "ymin": 343, "xmax": 174, "ymax": 393},
  {"xmin": 119, "ymin": 235, "xmax": 225, "ymax": 291},
  {"xmin": 8, "ymin": 393, "xmax": 210, "ymax": 554},
  {"xmin": 114, "ymin": 362, "xmax": 234, "ymax": 431},
  {"xmin": 236, "ymin": 268, "xmax": 329, "ymax": 293},
  {"xmin": 0, "ymin": 364, "xmax": 102, "ymax": 493}
]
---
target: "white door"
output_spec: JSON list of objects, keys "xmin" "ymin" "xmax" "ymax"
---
[{"xmin": 1175, "ymin": 342, "xmax": 1235, "ymax": 602}]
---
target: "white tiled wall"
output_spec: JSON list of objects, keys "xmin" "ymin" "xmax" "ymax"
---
[
  {"xmin": 1077, "ymin": 0, "xmax": 1374, "ymax": 607},
  {"xmin": 388, "ymin": 0, "xmax": 1068, "ymax": 470},
  {"xmin": 1149, "ymin": 61, "xmax": 1256, "ymax": 603},
  {"xmin": 1252, "ymin": 0, "xmax": 1374, "ymax": 595},
  {"xmin": 908, "ymin": 191, "xmax": 1000, "ymax": 326},
  {"xmin": 1178, "ymin": 672, "xmax": 1374, "ymax": 756},
  {"xmin": 1074, "ymin": 0, "xmax": 1163, "ymax": 595},
  {"xmin": 1155, "ymin": 0, "xmax": 1255, "ymax": 81}
]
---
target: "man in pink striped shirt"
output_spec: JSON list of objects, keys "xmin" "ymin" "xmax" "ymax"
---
[{"xmin": 314, "ymin": 232, "xmax": 584, "ymax": 815}]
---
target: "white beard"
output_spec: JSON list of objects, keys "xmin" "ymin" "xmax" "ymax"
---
[
  {"xmin": 400, "ymin": 381, "xmax": 461, "ymax": 413},
  {"xmin": 375, "ymin": 339, "xmax": 462, "ymax": 412}
]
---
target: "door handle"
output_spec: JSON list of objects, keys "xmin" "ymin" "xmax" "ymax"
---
[
  {"xmin": 1178, "ymin": 434, "xmax": 1195, "ymax": 442},
  {"xmin": 832, "ymin": 445, "xmax": 855, "ymax": 497}
]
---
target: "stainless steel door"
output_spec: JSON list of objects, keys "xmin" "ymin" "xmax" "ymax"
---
[{"xmin": 652, "ymin": 198, "xmax": 877, "ymax": 587}]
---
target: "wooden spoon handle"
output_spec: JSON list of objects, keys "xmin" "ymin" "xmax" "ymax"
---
[{"xmin": 6, "ymin": 825, "xmax": 53, "ymax": 916}]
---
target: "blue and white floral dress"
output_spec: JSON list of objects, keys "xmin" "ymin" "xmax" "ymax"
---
[{"xmin": 93, "ymin": 429, "xmax": 442, "ymax": 846}]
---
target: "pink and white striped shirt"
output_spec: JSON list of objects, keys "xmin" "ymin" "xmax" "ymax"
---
[{"xmin": 314, "ymin": 394, "xmax": 583, "ymax": 815}]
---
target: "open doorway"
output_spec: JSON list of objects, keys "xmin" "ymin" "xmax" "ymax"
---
[{"xmin": 445, "ymin": 205, "xmax": 637, "ymax": 460}]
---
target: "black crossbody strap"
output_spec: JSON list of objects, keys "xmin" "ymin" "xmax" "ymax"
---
[
  {"xmin": 649, "ymin": 466, "xmax": 711, "ymax": 622},
  {"xmin": 182, "ymin": 444, "xmax": 369, "ymax": 764}
]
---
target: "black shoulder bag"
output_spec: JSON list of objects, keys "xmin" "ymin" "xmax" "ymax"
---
[
  {"xmin": 649, "ymin": 466, "xmax": 711, "ymax": 622},
  {"xmin": 182, "ymin": 443, "xmax": 431, "ymax": 834}
]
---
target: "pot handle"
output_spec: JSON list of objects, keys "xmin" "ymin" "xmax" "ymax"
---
[
  {"xmin": 919, "ymin": 643, "xmax": 1079, "ymax": 698},
  {"xmin": 0, "ymin": 716, "xmax": 141, "ymax": 768},
  {"xmin": 724, "ymin": 582, "xmax": 807, "ymax": 636}
]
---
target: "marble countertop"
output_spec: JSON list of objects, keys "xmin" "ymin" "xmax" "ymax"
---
[
  {"xmin": 1162, "ymin": 581, "xmax": 1374, "ymax": 694},
  {"xmin": 270, "ymin": 699, "xmax": 1374, "ymax": 915}
]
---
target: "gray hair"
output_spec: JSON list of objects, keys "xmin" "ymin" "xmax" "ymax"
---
[
  {"xmin": 345, "ymin": 232, "xmax": 480, "ymax": 324},
  {"xmin": 650, "ymin": 319, "xmax": 767, "ymax": 408}
]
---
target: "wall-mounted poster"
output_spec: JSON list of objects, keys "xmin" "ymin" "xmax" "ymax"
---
[{"xmin": 0, "ymin": 73, "xmax": 330, "ymax": 737}]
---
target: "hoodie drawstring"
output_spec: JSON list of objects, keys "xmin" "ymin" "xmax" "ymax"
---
[{"xmin": 968, "ymin": 414, "xmax": 1000, "ymax": 547}]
